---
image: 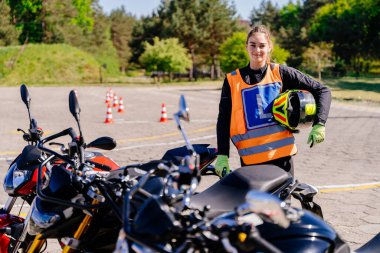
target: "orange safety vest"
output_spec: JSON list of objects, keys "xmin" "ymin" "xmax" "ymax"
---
[{"xmin": 227, "ymin": 64, "xmax": 297, "ymax": 165}]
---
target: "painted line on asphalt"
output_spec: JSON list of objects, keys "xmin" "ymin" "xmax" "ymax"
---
[
  {"xmin": 109, "ymin": 135, "xmax": 216, "ymax": 152},
  {"xmin": 317, "ymin": 181, "xmax": 380, "ymax": 193},
  {"xmin": 114, "ymin": 119, "xmax": 216, "ymax": 124},
  {"xmin": 0, "ymin": 151, "xmax": 18, "ymax": 156},
  {"xmin": 117, "ymin": 125, "xmax": 215, "ymax": 144},
  {"xmin": 0, "ymin": 125, "xmax": 215, "ymax": 157}
]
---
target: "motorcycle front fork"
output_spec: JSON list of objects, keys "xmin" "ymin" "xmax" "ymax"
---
[
  {"xmin": 61, "ymin": 199, "xmax": 99, "ymax": 253},
  {"xmin": 3, "ymin": 197, "xmax": 17, "ymax": 213}
]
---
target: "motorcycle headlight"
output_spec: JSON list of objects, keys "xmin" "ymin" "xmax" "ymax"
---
[
  {"xmin": 4, "ymin": 163, "xmax": 17, "ymax": 194},
  {"xmin": 4, "ymin": 163, "xmax": 34, "ymax": 195},
  {"xmin": 13, "ymin": 169, "xmax": 33, "ymax": 190}
]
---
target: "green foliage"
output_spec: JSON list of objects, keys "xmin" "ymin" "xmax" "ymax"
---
[
  {"xmin": 272, "ymin": 44, "xmax": 290, "ymax": 64},
  {"xmin": 0, "ymin": 1, "xmax": 19, "ymax": 46},
  {"xmin": 72, "ymin": 0, "xmax": 94, "ymax": 32},
  {"xmin": 0, "ymin": 44, "xmax": 101, "ymax": 84},
  {"xmin": 7, "ymin": 0, "xmax": 43, "ymax": 43},
  {"xmin": 139, "ymin": 37, "xmax": 191, "ymax": 74},
  {"xmin": 219, "ymin": 32, "xmax": 248, "ymax": 73},
  {"xmin": 129, "ymin": 6, "xmax": 169, "ymax": 63},
  {"xmin": 276, "ymin": 2, "xmax": 306, "ymax": 67},
  {"xmin": 301, "ymin": 42, "xmax": 334, "ymax": 79},
  {"xmin": 197, "ymin": 0, "xmax": 238, "ymax": 78},
  {"xmin": 110, "ymin": 6, "xmax": 136, "ymax": 73},
  {"xmin": 310, "ymin": 0, "xmax": 380, "ymax": 64},
  {"xmin": 7, "ymin": 0, "xmax": 94, "ymax": 44},
  {"xmin": 250, "ymin": 0, "xmax": 279, "ymax": 28},
  {"xmin": 43, "ymin": 0, "xmax": 84, "ymax": 44}
]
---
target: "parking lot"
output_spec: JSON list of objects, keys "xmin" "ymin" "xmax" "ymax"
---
[{"xmin": 1, "ymin": 85, "xmax": 380, "ymax": 251}]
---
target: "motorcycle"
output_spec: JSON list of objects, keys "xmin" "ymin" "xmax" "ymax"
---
[
  {"xmin": 114, "ymin": 96, "xmax": 380, "ymax": 253},
  {"xmin": 0, "ymin": 85, "xmax": 120, "ymax": 253},
  {"xmin": 23, "ymin": 91, "xmax": 217, "ymax": 252}
]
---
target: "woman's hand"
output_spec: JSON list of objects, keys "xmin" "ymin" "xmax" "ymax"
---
[
  {"xmin": 307, "ymin": 124, "xmax": 325, "ymax": 148},
  {"xmin": 215, "ymin": 155, "xmax": 231, "ymax": 178}
]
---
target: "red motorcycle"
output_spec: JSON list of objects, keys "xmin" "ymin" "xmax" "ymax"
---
[{"xmin": 0, "ymin": 85, "xmax": 119, "ymax": 253}]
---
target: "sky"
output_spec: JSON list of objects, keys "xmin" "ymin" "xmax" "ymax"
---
[{"xmin": 98, "ymin": 0, "xmax": 290, "ymax": 20}]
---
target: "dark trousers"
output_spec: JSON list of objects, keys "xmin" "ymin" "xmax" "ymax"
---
[{"xmin": 241, "ymin": 156, "xmax": 294, "ymax": 176}]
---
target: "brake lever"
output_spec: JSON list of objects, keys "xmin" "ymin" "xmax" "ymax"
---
[{"xmin": 17, "ymin": 128, "xmax": 26, "ymax": 134}]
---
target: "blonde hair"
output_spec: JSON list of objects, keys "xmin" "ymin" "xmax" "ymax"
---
[{"xmin": 246, "ymin": 25, "xmax": 273, "ymax": 63}]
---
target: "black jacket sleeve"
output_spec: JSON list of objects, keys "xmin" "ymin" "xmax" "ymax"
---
[
  {"xmin": 216, "ymin": 78, "xmax": 232, "ymax": 156},
  {"xmin": 279, "ymin": 65, "xmax": 331, "ymax": 125}
]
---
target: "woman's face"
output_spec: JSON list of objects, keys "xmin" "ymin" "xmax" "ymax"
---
[{"xmin": 246, "ymin": 33, "xmax": 271, "ymax": 68}]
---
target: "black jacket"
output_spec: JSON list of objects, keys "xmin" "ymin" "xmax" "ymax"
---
[{"xmin": 217, "ymin": 63, "xmax": 332, "ymax": 157}]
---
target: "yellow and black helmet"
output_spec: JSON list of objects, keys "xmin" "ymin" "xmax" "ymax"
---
[{"xmin": 272, "ymin": 90, "xmax": 316, "ymax": 130}]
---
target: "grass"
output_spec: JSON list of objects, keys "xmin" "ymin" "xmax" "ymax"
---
[
  {"xmin": 324, "ymin": 77, "xmax": 380, "ymax": 104},
  {"xmin": 0, "ymin": 44, "xmax": 120, "ymax": 85},
  {"xmin": 0, "ymin": 43, "xmax": 379, "ymax": 105}
]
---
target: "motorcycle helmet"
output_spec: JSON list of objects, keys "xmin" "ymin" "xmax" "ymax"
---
[{"xmin": 272, "ymin": 89, "xmax": 316, "ymax": 130}]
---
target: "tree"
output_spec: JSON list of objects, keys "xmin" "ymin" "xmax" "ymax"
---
[
  {"xmin": 275, "ymin": 2, "xmax": 306, "ymax": 67},
  {"xmin": 166, "ymin": 0, "xmax": 203, "ymax": 80},
  {"xmin": 71, "ymin": 0, "xmax": 93, "ymax": 32},
  {"xmin": 198, "ymin": 0, "xmax": 237, "ymax": 79},
  {"xmin": 0, "ymin": 1, "xmax": 19, "ymax": 46},
  {"xmin": 302, "ymin": 42, "xmax": 333, "ymax": 80},
  {"xmin": 110, "ymin": 6, "xmax": 136, "ymax": 73},
  {"xmin": 43, "ymin": 0, "xmax": 82, "ymax": 44},
  {"xmin": 7, "ymin": 0, "xmax": 44, "ymax": 43},
  {"xmin": 249, "ymin": 0, "xmax": 279, "ymax": 29},
  {"xmin": 310, "ymin": 0, "xmax": 380, "ymax": 70},
  {"xmin": 219, "ymin": 32, "xmax": 248, "ymax": 73},
  {"xmin": 272, "ymin": 43, "xmax": 290, "ymax": 64},
  {"xmin": 129, "ymin": 2, "xmax": 170, "ymax": 64},
  {"xmin": 139, "ymin": 37, "xmax": 192, "ymax": 81},
  {"xmin": 7, "ymin": 0, "xmax": 94, "ymax": 44}
]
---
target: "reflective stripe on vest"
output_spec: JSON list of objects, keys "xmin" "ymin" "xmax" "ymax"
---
[
  {"xmin": 238, "ymin": 136, "xmax": 295, "ymax": 156},
  {"xmin": 227, "ymin": 64, "xmax": 297, "ymax": 164}
]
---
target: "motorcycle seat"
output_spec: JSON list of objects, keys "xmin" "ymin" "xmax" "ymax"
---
[{"xmin": 190, "ymin": 164, "xmax": 291, "ymax": 218}]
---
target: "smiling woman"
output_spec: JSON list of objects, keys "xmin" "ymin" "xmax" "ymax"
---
[{"xmin": 214, "ymin": 24, "xmax": 332, "ymax": 178}]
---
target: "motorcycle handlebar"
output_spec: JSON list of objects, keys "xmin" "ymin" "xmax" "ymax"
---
[
  {"xmin": 40, "ymin": 127, "xmax": 77, "ymax": 145},
  {"xmin": 36, "ymin": 157, "xmax": 108, "ymax": 210},
  {"xmin": 37, "ymin": 127, "xmax": 79, "ymax": 165}
]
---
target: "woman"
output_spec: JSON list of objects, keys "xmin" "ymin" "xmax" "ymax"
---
[{"xmin": 215, "ymin": 25, "xmax": 331, "ymax": 178}]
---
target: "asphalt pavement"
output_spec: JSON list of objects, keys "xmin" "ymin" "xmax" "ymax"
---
[{"xmin": 0, "ymin": 86, "xmax": 379, "ymax": 251}]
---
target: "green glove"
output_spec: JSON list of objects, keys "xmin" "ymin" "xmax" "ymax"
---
[
  {"xmin": 215, "ymin": 155, "xmax": 231, "ymax": 178},
  {"xmin": 307, "ymin": 123, "xmax": 325, "ymax": 148}
]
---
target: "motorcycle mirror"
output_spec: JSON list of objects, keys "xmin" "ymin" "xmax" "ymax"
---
[
  {"xmin": 31, "ymin": 118, "xmax": 38, "ymax": 129},
  {"xmin": 245, "ymin": 190, "xmax": 290, "ymax": 228},
  {"xmin": 87, "ymin": 136, "xmax": 117, "ymax": 150},
  {"xmin": 69, "ymin": 90, "xmax": 81, "ymax": 122},
  {"xmin": 177, "ymin": 95, "xmax": 189, "ymax": 122},
  {"xmin": 20, "ymin": 84, "xmax": 31, "ymax": 109}
]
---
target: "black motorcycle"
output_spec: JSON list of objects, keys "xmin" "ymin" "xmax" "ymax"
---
[
  {"xmin": 114, "ymin": 95, "xmax": 380, "ymax": 253},
  {"xmin": 22, "ymin": 91, "xmax": 217, "ymax": 252}
]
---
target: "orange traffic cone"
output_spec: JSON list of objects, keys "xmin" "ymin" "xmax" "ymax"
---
[
  {"xmin": 104, "ymin": 104, "xmax": 113, "ymax": 124},
  {"xmin": 159, "ymin": 103, "xmax": 168, "ymax": 122},
  {"xmin": 113, "ymin": 94, "xmax": 119, "ymax": 107},
  {"xmin": 118, "ymin": 97, "xmax": 124, "ymax": 113},
  {"xmin": 105, "ymin": 91, "xmax": 111, "ymax": 103}
]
